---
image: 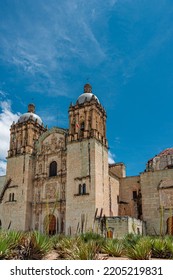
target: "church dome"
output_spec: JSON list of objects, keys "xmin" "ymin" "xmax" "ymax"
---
[
  {"xmin": 18, "ymin": 104, "xmax": 43, "ymax": 125},
  {"xmin": 77, "ymin": 84, "xmax": 99, "ymax": 105}
]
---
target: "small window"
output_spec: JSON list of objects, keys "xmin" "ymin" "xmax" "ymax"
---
[
  {"xmin": 49, "ymin": 161, "xmax": 57, "ymax": 177},
  {"xmin": 0, "ymin": 219, "xmax": 2, "ymax": 229},
  {"xmin": 78, "ymin": 183, "xmax": 86, "ymax": 195},
  {"xmin": 117, "ymin": 195, "xmax": 119, "ymax": 204},
  {"xmin": 82, "ymin": 183, "xmax": 86, "ymax": 194},
  {"xmin": 79, "ymin": 184, "xmax": 82, "ymax": 195},
  {"xmin": 12, "ymin": 193, "xmax": 15, "ymax": 201},
  {"xmin": 133, "ymin": 191, "xmax": 138, "ymax": 200},
  {"xmin": 80, "ymin": 122, "xmax": 85, "ymax": 131},
  {"xmin": 79, "ymin": 122, "xmax": 85, "ymax": 137},
  {"xmin": 9, "ymin": 193, "xmax": 12, "ymax": 202}
]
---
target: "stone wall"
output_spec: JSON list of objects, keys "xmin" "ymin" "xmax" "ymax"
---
[
  {"xmin": 141, "ymin": 168, "xmax": 173, "ymax": 235},
  {"xmin": 66, "ymin": 138, "xmax": 109, "ymax": 235},
  {"xmin": 0, "ymin": 154, "xmax": 34, "ymax": 231},
  {"xmin": 97, "ymin": 216, "xmax": 144, "ymax": 238},
  {"xmin": 119, "ymin": 176, "xmax": 140, "ymax": 218},
  {"xmin": 109, "ymin": 175, "xmax": 119, "ymax": 216}
]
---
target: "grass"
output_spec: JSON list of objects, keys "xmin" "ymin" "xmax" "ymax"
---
[{"xmin": 1, "ymin": 230, "xmax": 173, "ymax": 260}]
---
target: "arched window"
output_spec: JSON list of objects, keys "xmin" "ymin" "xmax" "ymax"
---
[
  {"xmin": 80, "ymin": 122, "xmax": 85, "ymax": 137},
  {"xmin": 49, "ymin": 161, "xmax": 57, "ymax": 177}
]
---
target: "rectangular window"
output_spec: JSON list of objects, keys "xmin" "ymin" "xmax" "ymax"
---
[{"xmin": 133, "ymin": 191, "xmax": 138, "ymax": 200}]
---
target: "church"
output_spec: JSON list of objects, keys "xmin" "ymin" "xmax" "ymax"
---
[{"xmin": 0, "ymin": 83, "xmax": 173, "ymax": 237}]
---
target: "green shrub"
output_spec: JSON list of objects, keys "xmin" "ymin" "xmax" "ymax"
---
[
  {"xmin": 151, "ymin": 237, "xmax": 173, "ymax": 259},
  {"xmin": 10, "ymin": 231, "xmax": 52, "ymax": 260},
  {"xmin": 102, "ymin": 239, "xmax": 125, "ymax": 257},
  {"xmin": 0, "ymin": 238, "xmax": 10, "ymax": 259},
  {"xmin": 126, "ymin": 237, "xmax": 152, "ymax": 260},
  {"xmin": 65, "ymin": 240, "xmax": 99, "ymax": 260},
  {"xmin": 123, "ymin": 233, "xmax": 141, "ymax": 249},
  {"xmin": 80, "ymin": 231, "xmax": 106, "ymax": 252}
]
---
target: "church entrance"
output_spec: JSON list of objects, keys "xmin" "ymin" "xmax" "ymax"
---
[
  {"xmin": 44, "ymin": 214, "xmax": 56, "ymax": 235},
  {"xmin": 167, "ymin": 217, "xmax": 173, "ymax": 235}
]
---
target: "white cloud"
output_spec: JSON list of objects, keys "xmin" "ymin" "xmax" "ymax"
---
[
  {"xmin": 108, "ymin": 150, "xmax": 116, "ymax": 164},
  {"xmin": 0, "ymin": 90, "xmax": 8, "ymax": 98},
  {"xmin": 0, "ymin": 1, "xmax": 116, "ymax": 97},
  {"xmin": 0, "ymin": 160, "xmax": 6, "ymax": 176},
  {"xmin": 0, "ymin": 100, "xmax": 20, "ymax": 175}
]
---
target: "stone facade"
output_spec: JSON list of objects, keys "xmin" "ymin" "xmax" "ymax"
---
[
  {"xmin": 0, "ymin": 83, "xmax": 173, "ymax": 236},
  {"xmin": 96, "ymin": 216, "xmax": 144, "ymax": 238}
]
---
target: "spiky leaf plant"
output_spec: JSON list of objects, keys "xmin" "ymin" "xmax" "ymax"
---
[
  {"xmin": 123, "ymin": 233, "xmax": 141, "ymax": 249},
  {"xmin": 151, "ymin": 237, "xmax": 173, "ymax": 259},
  {"xmin": 0, "ymin": 239, "xmax": 10, "ymax": 259},
  {"xmin": 55, "ymin": 236, "xmax": 78, "ymax": 259},
  {"xmin": 126, "ymin": 237, "xmax": 152, "ymax": 260},
  {"xmin": 65, "ymin": 240, "xmax": 99, "ymax": 260},
  {"xmin": 80, "ymin": 231, "xmax": 106, "ymax": 252},
  {"xmin": 102, "ymin": 239, "xmax": 125, "ymax": 257},
  {"xmin": 6, "ymin": 230, "xmax": 23, "ymax": 249},
  {"xmin": 11, "ymin": 231, "xmax": 52, "ymax": 260},
  {"xmin": 50, "ymin": 234, "xmax": 65, "ymax": 249}
]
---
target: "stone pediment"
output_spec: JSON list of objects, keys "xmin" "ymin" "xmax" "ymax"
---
[{"xmin": 35, "ymin": 127, "xmax": 68, "ymax": 153}]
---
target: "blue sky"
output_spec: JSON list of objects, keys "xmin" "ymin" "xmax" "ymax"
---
[{"xmin": 1, "ymin": 0, "xmax": 173, "ymax": 176}]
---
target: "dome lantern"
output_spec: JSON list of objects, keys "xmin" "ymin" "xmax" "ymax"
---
[{"xmin": 77, "ymin": 84, "xmax": 99, "ymax": 105}]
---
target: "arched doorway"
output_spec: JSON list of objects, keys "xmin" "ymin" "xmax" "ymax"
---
[
  {"xmin": 107, "ymin": 228, "xmax": 113, "ymax": 239},
  {"xmin": 44, "ymin": 214, "xmax": 56, "ymax": 235},
  {"xmin": 167, "ymin": 217, "xmax": 173, "ymax": 235}
]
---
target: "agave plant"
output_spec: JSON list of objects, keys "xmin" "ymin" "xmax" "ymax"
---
[
  {"xmin": 123, "ymin": 233, "xmax": 141, "ymax": 249},
  {"xmin": 10, "ymin": 231, "xmax": 52, "ymax": 260},
  {"xmin": 151, "ymin": 237, "xmax": 173, "ymax": 259},
  {"xmin": 55, "ymin": 236, "xmax": 78, "ymax": 259},
  {"xmin": 80, "ymin": 231, "xmax": 106, "ymax": 252},
  {"xmin": 102, "ymin": 239, "xmax": 125, "ymax": 257},
  {"xmin": 126, "ymin": 237, "xmax": 152, "ymax": 260},
  {"xmin": 50, "ymin": 234, "xmax": 65, "ymax": 249},
  {"xmin": 0, "ymin": 238, "xmax": 10, "ymax": 259},
  {"xmin": 6, "ymin": 230, "xmax": 24, "ymax": 249},
  {"xmin": 65, "ymin": 240, "xmax": 99, "ymax": 260}
]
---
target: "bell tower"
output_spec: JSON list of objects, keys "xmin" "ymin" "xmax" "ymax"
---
[
  {"xmin": 8, "ymin": 104, "xmax": 46, "ymax": 157},
  {"xmin": 0, "ymin": 104, "xmax": 46, "ymax": 231},
  {"xmin": 66, "ymin": 84, "xmax": 109, "ymax": 235},
  {"xmin": 68, "ymin": 84, "xmax": 107, "ymax": 146}
]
